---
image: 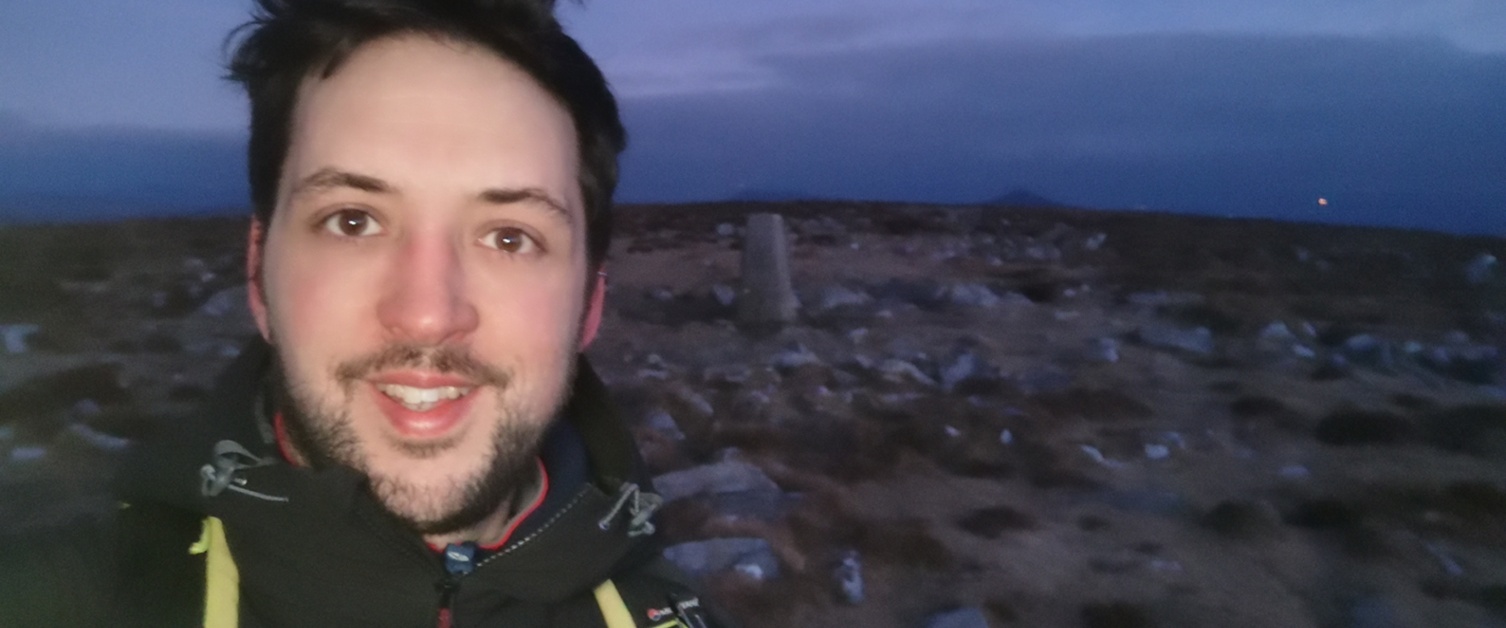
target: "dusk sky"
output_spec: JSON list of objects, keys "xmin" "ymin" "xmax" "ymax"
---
[{"xmin": 1, "ymin": 1, "xmax": 1503, "ymax": 233}]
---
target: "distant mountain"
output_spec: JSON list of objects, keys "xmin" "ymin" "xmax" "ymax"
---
[
  {"xmin": 726, "ymin": 188, "xmax": 818, "ymax": 203},
  {"xmin": 985, "ymin": 189, "xmax": 1068, "ymax": 208}
]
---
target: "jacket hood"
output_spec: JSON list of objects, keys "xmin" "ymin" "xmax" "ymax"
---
[{"xmin": 113, "ymin": 337, "xmax": 665, "ymax": 620}]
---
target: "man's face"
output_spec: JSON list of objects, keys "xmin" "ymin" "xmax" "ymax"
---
[{"xmin": 248, "ymin": 36, "xmax": 601, "ymax": 534}]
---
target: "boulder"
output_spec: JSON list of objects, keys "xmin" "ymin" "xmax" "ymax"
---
[
  {"xmin": 834, "ymin": 549, "xmax": 863, "ymax": 604},
  {"xmin": 652, "ymin": 460, "xmax": 781, "ymax": 503},
  {"xmin": 943, "ymin": 283, "xmax": 1001, "ymax": 308},
  {"xmin": 662, "ymin": 538, "xmax": 780, "ymax": 580},
  {"xmin": 813, "ymin": 285, "xmax": 873, "ymax": 312},
  {"xmin": 1, "ymin": 324, "xmax": 41, "ymax": 354},
  {"xmin": 1465, "ymin": 253, "xmax": 1498, "ymax": 285},
  {"xmin": 1137, "ymin": 322, "xmax": 1215, "ymax": 355}
]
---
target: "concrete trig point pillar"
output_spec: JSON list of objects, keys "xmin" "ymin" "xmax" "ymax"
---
[{"xmin": 738, "ymin": 213, "xmax": 799, "ymax": 327}]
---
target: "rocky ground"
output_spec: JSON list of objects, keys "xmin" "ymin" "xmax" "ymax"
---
[{"xmin": 2, "ymin": 201, "xmax": 1505, "ymax": 627}]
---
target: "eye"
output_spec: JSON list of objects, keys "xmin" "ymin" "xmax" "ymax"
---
[
  {"xmin": 480, "ymin": 227, "xmax": 540, "ymax": 254},
  {"xmin": 321, "ymin": 209, "xmax": 383, "ymax": 238}
]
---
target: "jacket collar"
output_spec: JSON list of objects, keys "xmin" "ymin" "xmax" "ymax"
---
[{"xmin": 114, "ymin": 336, "xmax": 661, "ymax": 607}]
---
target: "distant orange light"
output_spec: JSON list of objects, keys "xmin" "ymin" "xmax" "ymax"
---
[{"xmin": 1317, "ymin": 198, "xmax": 1329, "ymax": 206}]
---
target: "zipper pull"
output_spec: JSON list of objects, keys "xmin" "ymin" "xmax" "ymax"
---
[{"xmin": 436, "ymin": 542, "xmax": 477, "ymax": 628}]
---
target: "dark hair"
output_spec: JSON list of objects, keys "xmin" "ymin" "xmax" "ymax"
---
[{"xmin": 226, "ymin": 0, "xmax": 624, "ymax": 268}]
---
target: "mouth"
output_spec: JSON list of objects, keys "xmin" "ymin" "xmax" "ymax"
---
[
  {"xmin": 374, "ymin": 383, "xmax": 474, "ymax": 412},
  {"xmin": 367, "ymin": 374, "xmax": 482, "ymax": 440}
]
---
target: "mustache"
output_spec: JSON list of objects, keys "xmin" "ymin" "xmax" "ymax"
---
[{"xmin": 333, "ymin": 343, "xmax": 511, "ymax": 389}]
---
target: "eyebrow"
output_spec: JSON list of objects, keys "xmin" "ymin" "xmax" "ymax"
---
[{"xmin": 287, "ymin": 167, "xmax": 573, "ymax": 226}]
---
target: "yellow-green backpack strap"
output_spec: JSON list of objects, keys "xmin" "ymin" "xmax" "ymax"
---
[
  {"xmin": 593, "ymin": 579, "xmax": 638, "ymax": 628},
  {"xmin": 188, "ymin": 517, "xmax": 240, "ymax": 628}
]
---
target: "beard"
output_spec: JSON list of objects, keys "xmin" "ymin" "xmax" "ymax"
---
[{"xmin": 268, "ymin": 341, "xmax": 574, "ymax": 536}]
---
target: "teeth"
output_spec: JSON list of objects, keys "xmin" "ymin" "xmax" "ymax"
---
[{"xmin": 376, "ymin": 384, "xmax": 471, "ymax": 411}]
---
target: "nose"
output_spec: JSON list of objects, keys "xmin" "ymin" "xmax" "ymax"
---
[{"xmin": 376, "ymin": 230, "xmax": 480, "ymax": 345}]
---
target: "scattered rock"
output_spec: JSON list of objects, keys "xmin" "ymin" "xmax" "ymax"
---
[
  {"xmin": 62, "ymin": 423, "xmax": 131, "ymax": 452},
  {"xmin": 195, "ymin": 285, "xmax": 248, "ymax": 318},
  {"xmin": 643, "ymin": 409, "xmax": 685, "ymax": 441},
  {"xmin": 652, "ymin": 460, "xmax": 781, "ymax": 503},
  {"xmin": 943, "ymin": 283, "xmax": 1002, "ymax": 308},
  {"xmin": 702, "ymin": 364, "xmax": 752, "ymax": 386},
  {"xmin": 1137, "ymin": 322, "xmax": 1214, "ymax": 355},
  {"xmin": 940, "ymin": 351, "xmax": 983, "ymax": 393},
  {"xmin": 1143, "ymin": 444, "xmax": 1170, "ymax": 460},
  {"xmin": 924, "ymin": 606, "xmax": 991, "ymax": 628},
  {"xmin": 662, "ymin": 538, "xmax": 780, "ymax": 580},
  {"xmin": 1086, "ymin": 337, "xmax": 1121, "ymax": 363},
  {"xmin": 710, "ymin": 283, "xmax": 737, "ymax": 308},
  {"xmin": 1, "ymin": 324, "xmax": 41, "ymax": 354},
  {"xmin": 771, "ymin": 344, "xmax": 822, "ymax": 370},
  {"xmin": 834, "ymin": 549, "xmax": 863, "ymax": 605},
  {"xmin": 9, "ymin": 446, "xmax": 47, "ymax": 464},
  {"xmin": 876, "ymin": 359, "xmax": 937, "ymax": 388},
  {"xmin": 813, "ymin": 285, "xmax": 872, "ymax": 312},
  {"xmin": 1126, "ymin": 291, "xmax": 1204, "ymax": 308},
  {"xmin": 1341, "ymin": 335, "xmax": 1397, "ymax": 372},
  {"xmin": 1466, "ymin": 253, "xmax": 1498, "ymax": 285}
]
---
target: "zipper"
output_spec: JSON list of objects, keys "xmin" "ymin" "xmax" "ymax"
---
[{"xmin": 436, "ymin": 542, "xmax": 477, "ymax": 628}]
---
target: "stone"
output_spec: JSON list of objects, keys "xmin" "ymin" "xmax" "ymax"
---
[
  {"xmin": 702, "ymin": 364, "xmax": 752, "ymax": 386},
  {"xmin": 652, "ymin": 461, "xmax": 781, "ymax": 503},
  {"xmin": 940, "ymin": 351, "xmax": 980, "ymax": 392},
  {"xmin": 9, "ymin": 446, "xmax": 47, "ymax": 464},
  {"xmin": 1465, "ymin": 253, "xmax": 1498, "ymax": 285},
  {"xmin": 63, "ymin": 423, "xmax": 131, "ymax": 452},
  {"xmin": 846, "ymin": 328, "xmax": 869, "ymax": 344},
  {"xmin": 924, "ymin": 606, "xmax": 991, "ymax": 628},
  {"xmin": 666, "ymin": 385, "xmax": 715, "ymax": 419},
  {"xmin": 1144, "ymin": 443, "xmax": 1170, "ymax": 460},
  {"xmin": 1342, "ymin": 334, "xmax": 1397, "ymax": 372},
  {"xmin": 662, "ymin": 538, "xmax": 780, "ymax": 580},
  {"xmin": 877, "ymin": 359, "xmax": 936, "ymax": 387},
  {"xmin": 835, "ymin": 549, "xmax": 864, "ymax": 604},
  {"xmin": 1126, "ymin": 290, "xmax": 1204, "ymax": 308},
  {"xmin": 771, "ymin": 343, "xmax": 822, "ymax": 370},
  {"xmin": 944, "ymin": 283, "xmax": 1001, "ymax": 308},
  {"xmin": 710, "ymin": 283, "xmax": 736, "ymax": 308},
  {"xmin": 1258, "ymin": 321, "xmax": 1296, "ymax": 344},
  {"xmin": 1085, "ymin": 232, "xmax": 1109, "ymax": 251},
  {"xmin": 715, "ymin": 222, "xmax": 737, "ymax": 238},
  {"xmin": 643, "ymin": 410, "xmax": 685, "ymax": 441},
  {"xmin": 814, "ymin": 285, "xmax": 872, "ymax": 312},
  {"xmin": 195, "ymin": 285, "xmax": 246, "ymax": 318},
  {"xmin": 649, "ymin": 287, "xmax": 676, "ymax": 302},
  {"xmin": 1, "ymin": 324, "xmax": 41, "ymax": 354},
  {"xmin": 738, "ymin": 213, "xmax": 800, "ymax": 326},
  {"xmin": 1087, "ymin": 337, "xmax": 1121, "ymax": 363},
  {"xmin": 1138, "ymin": 322, "xmax": 1215, "ymax": 355}
]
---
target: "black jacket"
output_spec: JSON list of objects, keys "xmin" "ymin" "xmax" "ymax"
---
[{"xmin": 2, "ymin": 338, "xmax": 729, "ymax": 628}]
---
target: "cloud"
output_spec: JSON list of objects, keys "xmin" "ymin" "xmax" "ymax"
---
[{"xmin": 615, "ymin": 33, "xmax": 1506, "ymax": 233}]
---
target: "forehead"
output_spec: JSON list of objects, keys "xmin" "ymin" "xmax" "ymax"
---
[{"xmin": 282, "ymin": 35, "xmax": 581, "ymax": 210}]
